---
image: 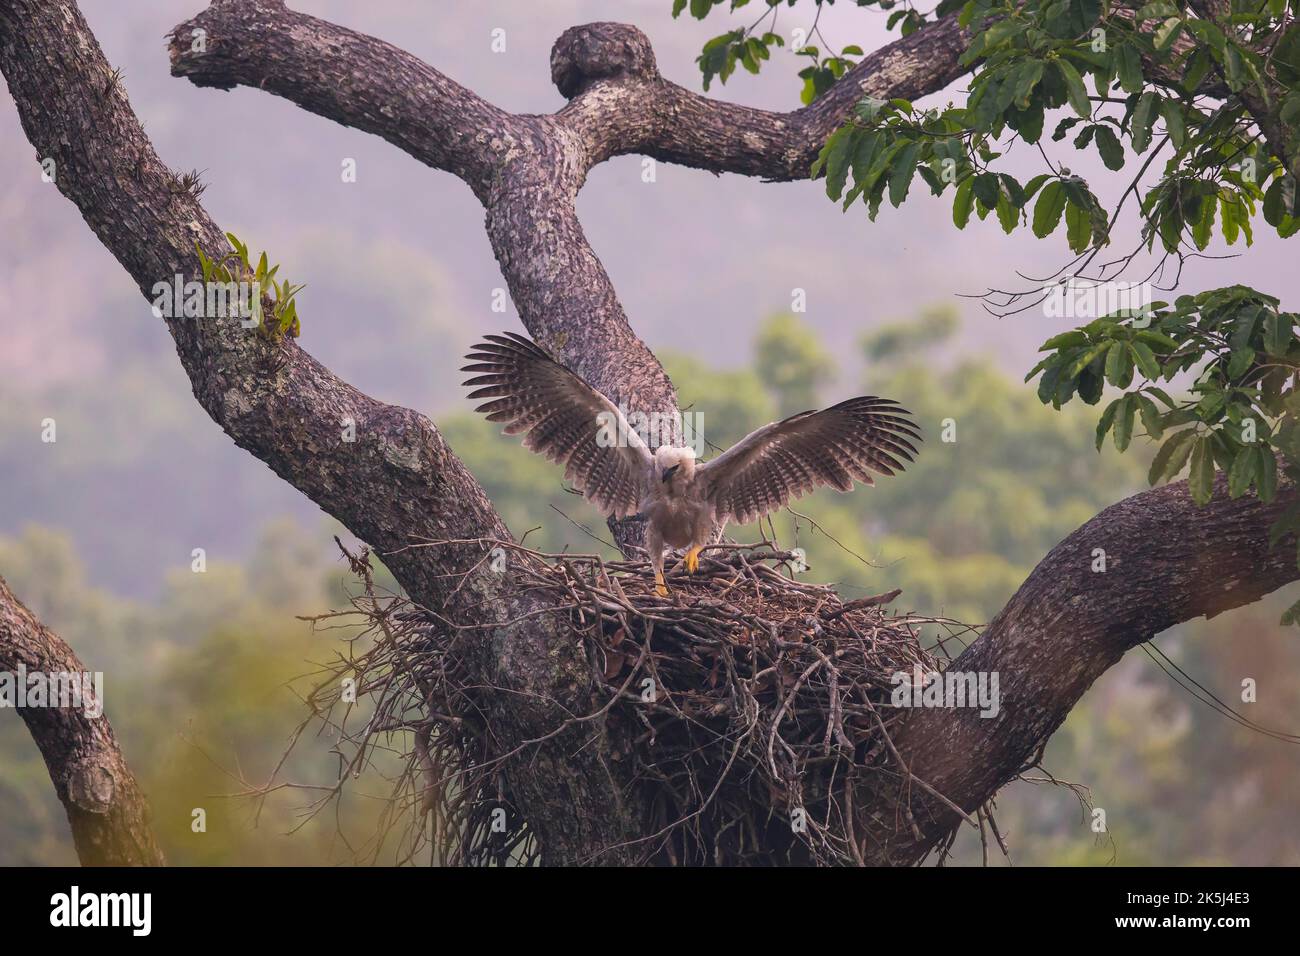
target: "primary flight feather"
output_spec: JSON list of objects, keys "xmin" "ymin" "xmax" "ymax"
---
[{"xmin": 463, "ymin": 332, "xmax": 920, "ymax": 594}]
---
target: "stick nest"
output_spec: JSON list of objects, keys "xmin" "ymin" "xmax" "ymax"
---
[{"xmin": 299, "ymin": 541, "xmax": 979, "ymax": 866}]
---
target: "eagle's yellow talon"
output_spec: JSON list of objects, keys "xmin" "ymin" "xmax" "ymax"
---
[
  {"xmin": 654, "ymin": 572, "xmax": 669, "ymax": 597},
  {"xmin": 685, "ymin": 547, "xmax": 702, "ymax": 574}
]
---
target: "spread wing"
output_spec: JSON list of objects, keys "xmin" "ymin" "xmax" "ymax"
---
[
  {"xmin": 462, "ymin": 332, "xmax": 655, "ymax": 518},
  {"xmin": 697, "ymin": 397, "xmax": 920, "ymax": 526}
]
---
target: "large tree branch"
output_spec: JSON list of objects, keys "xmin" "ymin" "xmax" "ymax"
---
[
  {"xmin": 165, "ymin": 0, "xmax": 677, "ymax": 405},
  {"xmin": 169, "ymin": 0, "xmax": 508, "ymax": 191},
  {"xmin": 0, "ymin": 575, "xmax": 164, "ymax": 865},
  {"xmin": 861, "ymin": 468, "xmax": 1300, "ymax": 864},
  {"xmin": 553, "ymin": 16, "xmax": 972, "ymax": 180},
  {"xmin": 166, "ymin": 1, "xmax": 691, "ymax": 550},
  {"xmin": 0, "ymin": 0, "xmax": 505, "ymax": 609},
  {"xmin": 12, "ymin": 0, "xmax": 1300, "ymax": 867},
  {"xmin": 164, "ymin": 2, "xmax": 976, "ymax": 551},
  {"xmin": 1, "ymin": 0, "xmax": 654, "ymax": 864}
]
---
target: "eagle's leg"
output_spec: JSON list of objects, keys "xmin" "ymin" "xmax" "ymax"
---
[
  {"xmin": 684, "ymin": 545, "xmax": 703, "ymax": 574},
  {"xmin": 648, "ymin": 529, "xmax": 669, "ymax": 597}
]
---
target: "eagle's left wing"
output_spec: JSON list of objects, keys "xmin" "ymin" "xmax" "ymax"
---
[
  {"xmin": 696, "ymin": 397, "xmax": 920, "ymax": 526},
  {"xmin": 462, "ymin": 332, "xmax": 655, "ymax": 518}
]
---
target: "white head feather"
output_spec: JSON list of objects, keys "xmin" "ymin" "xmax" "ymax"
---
[{"xmin": 655, "ymin": 445, "xmax": 697, "ymax": 479}]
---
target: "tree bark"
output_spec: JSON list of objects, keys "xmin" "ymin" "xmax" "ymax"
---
[
  {"xmin": 0, "ymin": 576, "xmax": 164, "ymax": 866},
  {"xmin": 3, "ymin": 0, "xmax": 1298, "ymax": 866},
  {"xmin": 163, "ymin": 2, "xmax": 977, "ymax": 553},
  {"xmin": 861, "ymin": 466, "xmax": 1300, "ymax": 864},
  {"xmin": 0, "ymin": 0, "xmax": 653, "ymax": 865}
]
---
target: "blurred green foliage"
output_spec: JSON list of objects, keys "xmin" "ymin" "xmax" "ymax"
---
[
  {"xmin": 3, "ymin": 308, "xmax": 1299, "ymax": 865},
  {"xmin": 0, "ymin": 520, "xmax": 401, "ymax": 865}
]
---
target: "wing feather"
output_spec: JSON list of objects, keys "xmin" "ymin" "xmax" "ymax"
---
[
  {"xmin": 698, "ymin": 397, "xmax": 920, "ymax": 525},
  {"xmin": 462, "ymin": 333, "xmax": 654, "ymax": 517}
]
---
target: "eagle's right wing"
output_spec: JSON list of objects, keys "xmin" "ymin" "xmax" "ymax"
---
[
  {"xmin": 462, "ymin": 333, "xmax": 655, "ymax": 518},
  {"xmin": 696, "ymin": 397, "xmax": 920, "ymax": 526}
]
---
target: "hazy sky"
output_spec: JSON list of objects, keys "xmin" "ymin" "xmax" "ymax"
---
[{"xmin": 2, "ymin": 0, "xmax": 1297, "ymax": 594}]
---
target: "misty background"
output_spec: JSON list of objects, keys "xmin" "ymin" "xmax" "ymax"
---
[{"xmin": 1, "ymin": 0, "xmax": 1298, "ymax": 865}]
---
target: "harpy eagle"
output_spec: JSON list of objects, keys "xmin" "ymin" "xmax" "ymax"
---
[{"xmin": 463, "ymin": 333, "xmax": 920, "ymax": 595}]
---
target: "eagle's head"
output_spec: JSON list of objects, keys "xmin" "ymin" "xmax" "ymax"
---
[{"xmin": 655, "ymin": 445, "xmax": 697, "ymax": 483}]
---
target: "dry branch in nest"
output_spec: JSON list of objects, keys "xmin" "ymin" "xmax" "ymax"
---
[{"xmin": 297, "ymin": 539, "xmax": 986, "ymax": 866}]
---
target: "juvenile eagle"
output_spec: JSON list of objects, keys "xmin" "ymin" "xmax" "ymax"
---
[{"xmin": 463, "ymin": 333, "xmax": 920, "ymax": 595}]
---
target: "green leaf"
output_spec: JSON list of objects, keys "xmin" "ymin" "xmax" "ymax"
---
[
  {"xmin": 998, "ymin": 174, "xmax": 1027, "ymax": 209},
  {"xmin": 1009, "ymin": 60, "xmax": 1045, "ymax": 108},
  {"xmin": 1259, "ymin": 449, "xmax": 1278, "ymax": 502},
  {"xmin": 995, "ymin": 189, "xmax": 1018, "ymax": 234},
  {"xmin": 1038, "ymin": 361, "xmax": 1064, "ymax": 404},
  {"xmin": 1069, "ymin": 341, "xmax": 1111, "ymax": 377},
  {"xmin": 1160, "ymin": 100, "xmax": 1186, "ymax": 150},
  {"xmin": 1269, "ymin": 501, "xmax": 1300, "ymax": 546},
  {"xmin": 1130, "ymin": 92, "xmax": 1159, "ymax": 153},
  {"xmin": 1280, "ymin": 597, "xmax": 1300, "ymax": 627},
  {"xmin": 1056, "ymin": 60, "xmax": 1092, "ymax": 119},
  {"xmin": 820, "ymin": 127, "xmax": 854, "ymax": 199},
  {"xmin": 1040, "ymin": 330, "xmax": 1089, "ymax": 351},
  {"xmin": 1154, "ymin": 17, "xmax": 1183, "ymax": 52},
  {"xmin": 849, "ymin": 130, "xmax": 882, "ymax": 192},
  {"xmin": 1146, "ymin": 385, "xmax": 1176, "ymax": 408},
  {"xmin": 1138, "ymin": 393, "xmax": 1163, "ymax": 439},
  {"xmin": 1264, "ymin": 310, "xmax": 1294, "ymax": 356},
  {"xmin": 1135, "ymin": 329, "xmax": 1179, "ymax": 351},
  {"xmin": 1224, "ymin": 43, "xmax": 1247, "ymax": 92},
  {"xmin": 1282, "ymin": 92, "xmax": 1300, "ymax": 127},
  {"xmin": 1116, "ymin": 43, "xmax": 1143, "ymax": 94},
  {"xmin": 887, "ymin": 142, "xmax": 921, "ymax": 207},
  {"xmin": 1078, "ymin": 365, "xmax": 1105, "ymax": 405},
  {"xmin": 1105, "ymin": 334, "xmax": 1134, "ymax": 386},
  {"xmin": 953, "ymin": 177, "xmax": 975, "ymax": 228},
  {"xmin": 973, "ymin": 172, "xmax": 1001, "ymax": 210},
  {"xmin": 1148, "ymin": 427, "xmax": 1198, "ymax": 484},
  {"xmin": 1182, "ymin": 47, "xmax": 1213, "ymax": 93},
  {"xmin": 1135, "ymin": 2, "xmax": 1178, "ymax": 18},
  {"xmin": 1130, "ymin": 340, "xmax": 1161, "ymax": 380},
  {"xmin": 1188, "ymin": 436, "xmax": 1215, "ymax": 504},
  {"xmin": 1093, "ymin": 124, "xmax": 1125, "ymax": 170},
  {"xmin": 1065, "ymin": 199, "xmax": 1091, "ymax": 253},
  {"xmin": 1033, "ymin": 181, "xmax": 1067, "ymax": 237},
  {"xmin": 1226, "ymin": 346, "xmax": 1256, "ymax": 380},
  {"xmin": 1197, "ymin": 388, "xmax": 1227, "ymax": 420},
  {"xmin": 1096, "ymin": 396, "xmax": 1121, "ymax": 450},
  {"xmin": 1275, "ymin": 25, "xmax": 1300, "ymax": 86},
  {"xmin": 1023, "ymin": 173, "xmax": 1052, "ymax": 200},
  {"xmin": 1264, "ymin": 176, "xmax": 1289, "ymax": 227},
  {"xmin": 1114, "ymin": 394, "xmax": 1137, "ymax": 451},
  {"xmin": 1052, "ymin": 117, "xmax": 1083, "ymax": 142},
  {"xmin": 1191, "ymin": 193, "xmax": 1217, "ymax": 250},
  {"xmin": 1227, "ymin": 445, "xmax": 1258, "ymax": 499}
]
